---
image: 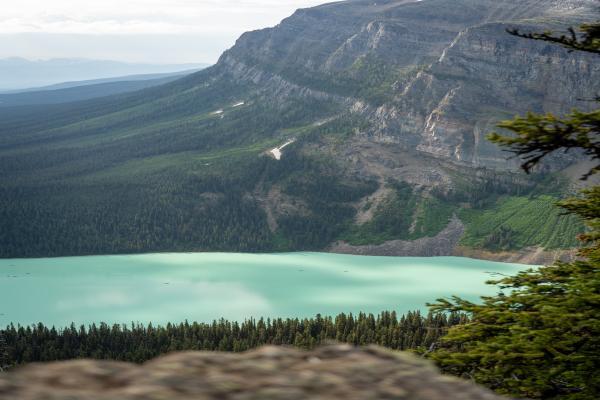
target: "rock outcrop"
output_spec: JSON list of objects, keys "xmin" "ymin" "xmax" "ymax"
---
[
  {"xmin": 219, "ymin": 0, "xmax": 600, "ymax": 170},
  {"xmin": 330, "ymin": 216, "xmax": 465, "ymax": 257},
  {"xmin": 0, "ymin": 344, "xmax": 510, "ymax": 400}
]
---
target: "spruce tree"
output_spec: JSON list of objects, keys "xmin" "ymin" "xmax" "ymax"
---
[{"xmin": 0, "ymin": 332, "xmax": 9, "ymax": 372}]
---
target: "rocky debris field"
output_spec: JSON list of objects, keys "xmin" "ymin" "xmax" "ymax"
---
[
  {"xmin": 330, "ymin": 216, "xmax": 465, "ymax": 257},
  {"xmin": 0, "ymin": 344, "xmax": 510, "ymax": 400}
]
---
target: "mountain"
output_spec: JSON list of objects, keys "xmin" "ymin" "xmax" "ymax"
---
[
  {"xmin": 0, "ymin": 58, "xmax": 208, "ymax": 91},
  {"xmin": 0, "ymin": 70, "xmax": 202, "ymax": 108},
  {"xmin": 0, "ymin": 0, "xmax": 597, "ymax": 260},
  {"xmin": 2, "ymin": 70, "xmax": 205, "ymax": 94}
]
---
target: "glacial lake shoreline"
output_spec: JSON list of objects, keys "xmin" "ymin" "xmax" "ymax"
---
[{"xmin": 0, "ymin": 252, "xmax": 533, "ymax": 328}]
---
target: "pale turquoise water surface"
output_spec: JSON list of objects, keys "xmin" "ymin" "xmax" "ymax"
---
[{"xmin": 0, "ymin": 252, "xmax": 531, "ymax": 327}]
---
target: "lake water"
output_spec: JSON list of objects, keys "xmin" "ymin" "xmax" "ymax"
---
[{"xmin": 0, "ymin": 252, "xmax": 531, "ymax": 327}]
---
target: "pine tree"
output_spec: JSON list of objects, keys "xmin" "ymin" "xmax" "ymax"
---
[{"xmin": 0, "ymin": 331, "xmax": 9, "ymax": 372}]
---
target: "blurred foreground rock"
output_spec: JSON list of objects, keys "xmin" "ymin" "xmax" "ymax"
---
[{"xmin": 0, "ymin": 344, "xmax": 510, "ymax": 399}]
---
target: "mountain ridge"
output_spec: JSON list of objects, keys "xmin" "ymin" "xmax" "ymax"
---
[
  {"xmin": 0, "ymin": 70, "xmax": 204, "ymax": 108},
  {"xmin": 0, "ymin": 58, "xmax": 207, "ymax": 91},
  {"xmin": 1, "ymin": 69, "xmax": 204, "ymax": 94}
]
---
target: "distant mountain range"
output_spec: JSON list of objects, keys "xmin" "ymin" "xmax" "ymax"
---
[
  {"xmin": 0, "ymin": 0, "xmax": 597, "ymax": 260},
  {"xmin": 0, "ymin": 70, "xmax": 202, "ymax": 107},
  {"xmin": 0, "ymin": 58, "xmax": 209, "ymax": 91}
]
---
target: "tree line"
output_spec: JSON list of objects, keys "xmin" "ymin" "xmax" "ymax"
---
[{"xmin": 0, "ymin": 311, "xmax": 467, "ymax": 368}]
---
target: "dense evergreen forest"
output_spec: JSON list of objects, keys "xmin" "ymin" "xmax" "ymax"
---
[{"xmin": 0, "ymin": 311, "xmax": 466, "ymax": 368}]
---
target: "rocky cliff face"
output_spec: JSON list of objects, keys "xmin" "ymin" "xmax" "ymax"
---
[
  {"xmin": 0, "ymin": 345, "xmax": 510, "ymax": 400},
  {"xmin": 217, "ymin": 0, "xmax": 599, "ymax": 170},
  {"xmin": 204, "ymin": 0, "xmax": 598, "ymax": 260}
]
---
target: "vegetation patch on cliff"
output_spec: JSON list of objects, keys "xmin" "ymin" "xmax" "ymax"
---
[{"xmin": 460, "ymin": 195, "xmax": 584, "ymax": 251}]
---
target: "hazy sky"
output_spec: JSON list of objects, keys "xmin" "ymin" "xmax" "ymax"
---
[{"xmin": 0, "ymin": 0, "xmax": 327, "ymax": 64}]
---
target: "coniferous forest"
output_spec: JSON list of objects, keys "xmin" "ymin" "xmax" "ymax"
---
[{"xmin": 0, "ymin": 311, "xmax": 466, "ymax": 367}]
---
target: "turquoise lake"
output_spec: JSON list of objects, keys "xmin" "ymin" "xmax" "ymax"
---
[{"xmin": 0, "ymin": 252, "xmax": 532, "ymax": 327}]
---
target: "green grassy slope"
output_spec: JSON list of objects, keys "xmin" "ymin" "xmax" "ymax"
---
[{"xmin": 459, "ymin": 195, "xmax": 583, "ymax": 251}]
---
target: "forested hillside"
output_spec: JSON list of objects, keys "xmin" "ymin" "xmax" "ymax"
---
[{"xmin": 0, "ymin": 0, "xmax": 597, "ymax": 258}]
